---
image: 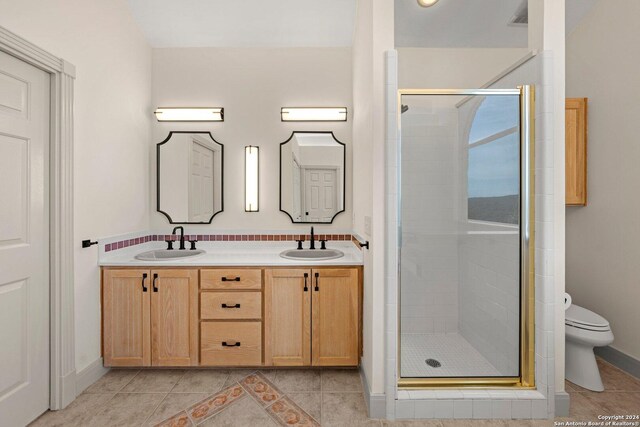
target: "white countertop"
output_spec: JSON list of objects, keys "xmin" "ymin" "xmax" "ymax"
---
[{"xmin": 99, "ymin": 241, "xmax": 363, "ymax": 267}]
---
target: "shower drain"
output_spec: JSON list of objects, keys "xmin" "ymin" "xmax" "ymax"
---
[{"xmin": 425, "ymin": 358, "xmax": 441, "ymax": 368}]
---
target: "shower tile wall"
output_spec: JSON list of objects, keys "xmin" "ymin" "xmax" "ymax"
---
[
  {"xmin": 401, "ymin": 101, "xmax": 459, "ymax": 335},
  {"xmin": 458, "ymin": 228, "xmax": 520, "ymax": 376}
]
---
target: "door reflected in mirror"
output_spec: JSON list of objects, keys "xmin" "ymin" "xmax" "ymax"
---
[
  {"xmin": 280, "ymin": 131, "xmax": 345, "ymax": 223},
  {"xmin": 157, "ymin": 132, "xmax": 224, "ymax": 224}
]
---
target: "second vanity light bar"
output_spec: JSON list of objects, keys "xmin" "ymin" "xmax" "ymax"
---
[
  {"xmin": 154, "ymin": 107, "xmax": 224, "ymax": 122},
  {"xmin": 281, "ymin": 107, "xmax": 347, "ymax": 122}
]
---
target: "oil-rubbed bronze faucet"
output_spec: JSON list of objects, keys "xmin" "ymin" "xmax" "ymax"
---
[{"xmin": 172, "ymin": 226, "xmax": 186, "ymax": 250}]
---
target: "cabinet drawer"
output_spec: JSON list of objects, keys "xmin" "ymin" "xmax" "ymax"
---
[
  {"xmin": 201, "ymin": 269, "xmax": 262, "ymax": 290},
  {"xmin": 201, "ymin": 292, "xmax": 262, "ymax": 320},
  {"xmin": 201, "ymin": 321, "xmax": 262, "ymax": 366}
]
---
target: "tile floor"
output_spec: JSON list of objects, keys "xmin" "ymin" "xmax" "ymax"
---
[
  {"xmin": 29, "ymin": 358, "xmax": 640, "ymax": 427},
  {"xmin": 401, "ymin": 334, "xmax": 501, "ymax": 377}
]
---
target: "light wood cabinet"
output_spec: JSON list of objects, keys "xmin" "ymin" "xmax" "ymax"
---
[
  {"xmin": 264, "ymin": 269, "xmax": 311, "ymax": 366},
  {"xmin": 103, "ymin": 269, "xmax": 151, "ymax": 366},
  {"xmin": 312, "ymin": 268, "xmax": 360, "ymax": 366},
  {"xmin": 103, "ymin": 265, "xmax": 360, "ymax": 368},
  {"xmin": 264, "ymin": 267, "xmax": 360, "ymax": 367},
  {"xmin": 102, "ymin": 268, "xmax": 198, "ymax": 367},
  {"xmin": 150, "ymin": 269, "xmax": 199, "ymax": 366},
  {"xmin": 566, "ymin": 98, "xmax": 588, "ymax": 205}
]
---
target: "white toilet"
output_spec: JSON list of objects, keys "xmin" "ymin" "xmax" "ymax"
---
[{"xmin": 565, "ymin": 296, "xmax": 614, "ymax": 391}]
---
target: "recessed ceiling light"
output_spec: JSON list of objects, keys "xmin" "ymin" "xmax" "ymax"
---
[{"xmin": 417, "ymin": 0, "xmax": 439, "ymax": 7}]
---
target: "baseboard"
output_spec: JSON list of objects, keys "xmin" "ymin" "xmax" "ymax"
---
[
  {"xmin": 75, "ymin": 357, "xmax": 109, "ymax": 395},
  {"xmin": 595, "ymin": 346, "xmax": 640, "ymax": 379},
  {"xmin": 555, "ymin": 391, "xmax": 570, "ymax": 417},
  {"xmin": 359, "ymin": 366, "xmax": 386, "ymax": 419}
]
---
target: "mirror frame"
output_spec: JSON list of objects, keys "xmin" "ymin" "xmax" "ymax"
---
[
  {"xmin": 156, "ymin": 131, "xmax": 224, "ymax": 224},
  {"xmin": 279, "ymin": 131, "xmax": 346, "ymax": 224}
]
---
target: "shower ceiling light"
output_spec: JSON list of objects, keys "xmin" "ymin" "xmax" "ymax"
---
[
  {"xmin": 154, "ymin": 107, "xmax": 224, "ymax": 122},
  {"xmin": 417, "ymin": 0, "xmax": 439, "ymax": 7}
]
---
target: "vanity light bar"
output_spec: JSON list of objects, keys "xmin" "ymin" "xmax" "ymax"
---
[
  {"xmin": 154, "ymin": 107, "xmax": 224, "ymax": 122},
  {"xmin": 281, "ymin": 107, "xmax": 347, "ymax": 122},
  {"xmin": 245, "ymin": 146, "xmax": 259, "ymax": 212}
]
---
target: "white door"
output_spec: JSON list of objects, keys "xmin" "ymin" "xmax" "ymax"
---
[
  {"xmin": 303, "ymin": 168, "xmax": 337, "ymax": 222},
  {"xmin": 188, "ymin": 141, "xmax": 214, "ymax": 222},
  {"xmin": 0, "ymin": 50, "xmax": 50, "ymax": 426}
]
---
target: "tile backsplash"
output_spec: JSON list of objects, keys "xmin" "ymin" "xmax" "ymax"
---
[{"xmin": 104, "ymin": 233, "xmax": 354, "ymax": 252}]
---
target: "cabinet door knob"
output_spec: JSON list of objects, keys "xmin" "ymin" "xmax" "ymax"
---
[
  {"xmin": 141, "ymin": 273, "xmax": 148, "ymax": 292},
  {"xmin": 221, "ymin": 277, "xmax": 241, "ymax": 282},
  {"xmin": 152, "ymin": 273, "xmax": 159, "ymax": 292},
  {"xmin": 221, "ymin": 341, "xmax": 241, "ymax": 347},
  {"xmin": 221, "ymin": 303, "xmax": 241, "ymax": 308}
]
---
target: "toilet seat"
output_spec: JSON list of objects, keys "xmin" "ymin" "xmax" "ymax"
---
[{"xmin": 565, "ymin": 304, "xmax": 610, "ymax": 331}]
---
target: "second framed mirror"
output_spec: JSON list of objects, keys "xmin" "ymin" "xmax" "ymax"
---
[{"xmin": 279, "ymin": 131, "xmax": 345, "ymax": 223}]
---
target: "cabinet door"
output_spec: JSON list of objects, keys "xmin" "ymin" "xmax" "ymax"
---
[
  {"xmin": 103, "ymin": 269, "xmax": 151, "ymax": 367},
  {"xmin": 311, "ymin": 268, "xmax": 359, "ymax": 366},
  {"xmin": 264, "ymin": 269, "xmax": 311, "ymax": 366},
  {"xmin": 566, "ymin": 98, "xmax": 588, "ymax": 205},
  {"xmin": 150, "ymin": 269, "xmax": 199, "ymax": 366}
]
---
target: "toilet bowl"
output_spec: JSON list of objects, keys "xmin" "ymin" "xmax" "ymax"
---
[{"xmin": 565, "ymin": 301, "xmax": 614, "ymax": 391}]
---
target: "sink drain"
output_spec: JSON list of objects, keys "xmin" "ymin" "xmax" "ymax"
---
[{"xmin": 425, "ymin": 358, "xmax": 441, "ymax": 368}]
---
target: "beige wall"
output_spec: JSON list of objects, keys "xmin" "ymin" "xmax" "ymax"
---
[
  {"xmin": 0, "ymin": 0, "xmax": 152, "ymax": 373},
  {"xmin": 352, "ymin": 0, "xmax": 394, "ymax": 397},
  {"xmin": 151, "ymin": 47, "xmax": 353, "ymax": 232},
  {"xmin": 398, "ymin": 48, "xmax": 529, "ymax": 89},
  {"xmin": 566, "ymin": 0, "xmax": 640, "ymax": 360}
]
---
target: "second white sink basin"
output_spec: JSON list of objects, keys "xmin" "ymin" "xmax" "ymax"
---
[
  {"xmin": 135, "ymin": 249, "xmax": 205, "ymax": 261},
  {"xmin": 280, "ymin": 248, "xmax": 344, "ymax": 261}
]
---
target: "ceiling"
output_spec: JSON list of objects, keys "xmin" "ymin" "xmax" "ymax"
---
[
  {"xmin": 127, "ymin": 0, "xmax": 598, "ymax": 49},
  {"xmin": 126, "ymin": 0, "xmax": 356, "ymax": 48},
  {"xmin": 395, "ymin": 0, "xmax": 599, "ymax": 48}
]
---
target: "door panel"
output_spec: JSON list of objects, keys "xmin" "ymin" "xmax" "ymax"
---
[
  {"xmin": 311, "ymin": 268, "xmax": 359, "ymax": 366},
  {"xmin": 304, "ymin": 168, "xmax": 337, "ymax": 222},
  {"xmin": 0, "ymin": 50, "xmax": 50, "ymax": 426},
  {"xmin": 264, "ymin": 269, "xmax": 311, "ymax": 366},
  {"xmin": 151, "ymin": 269, "xmax": 198, "ymax": 366},
  {"xmin": 103, "ymin": 269, "xmax": 151, "ymax": 367}
]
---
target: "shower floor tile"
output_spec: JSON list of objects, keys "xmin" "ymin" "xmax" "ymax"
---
[{"xmin": 401, "ymin": 333, "xmax": 500, "ymax": 378}]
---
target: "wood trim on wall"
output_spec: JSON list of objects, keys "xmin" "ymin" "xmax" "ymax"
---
[{"xmin": 0, "ymin": 25, "xmax": 76, "ymax": 410}]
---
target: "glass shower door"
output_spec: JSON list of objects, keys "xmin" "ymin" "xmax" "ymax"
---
[{"xmin": 397, "ymin": 87, "xmax": 534, "ymax": 387}]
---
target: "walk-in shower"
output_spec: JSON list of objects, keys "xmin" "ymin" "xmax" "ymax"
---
[{"xmin": 397, "ymin": 87, "xmax": 534, "ymax": 388}]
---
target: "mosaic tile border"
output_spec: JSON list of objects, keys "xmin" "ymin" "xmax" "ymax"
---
[
  {"xmin": 105, "ymin": 233, "xmax": 354, "ymax": 252},
  {"xmin": 154, "ymin": 371, "xmax": 320, "ymax": 427}
]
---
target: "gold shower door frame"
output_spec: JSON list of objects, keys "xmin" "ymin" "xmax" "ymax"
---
[{"xmin": 396, "ymin": 86, "xmax": 535, "ymax": 389}]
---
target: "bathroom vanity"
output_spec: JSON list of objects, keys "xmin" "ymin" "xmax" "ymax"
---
[{"xmin": 99, "ymin": 241, "xmax": 363, "ymax": 369}]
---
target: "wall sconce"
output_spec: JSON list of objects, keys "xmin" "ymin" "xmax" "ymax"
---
[
  {"xmin": 154, "ymin": 107, "xmax": 224, "ymax": 122},
  {"xmin": 245, "ymin": 146, "xmax": 259, "ymax": 212},
  {"xmin": 281, "ymin": 107, "xmax": 347, "ymax": 122}
]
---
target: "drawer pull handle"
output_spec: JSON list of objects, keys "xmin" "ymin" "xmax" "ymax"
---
[
  {"xmin": 221, "ymin": 303, "xmax": 241, "ymax": 308},
  {"xmin": 221, "ymin": 277, "xmax": 241, "ymax": 282},
  {"xmin": 314, "ymin": 272, "xmax": 319, "ymax": 291},
  {"xmin": 303, "ymin": 272, "xmax": 308, "ymax": 292},
  {"xmin": 141, "ymin": 273, "xmax": 148, "ymax": 292},
  {"xmin": 222, "ymin": 341, "xmax": 241, "ymax": 347},
  {"xmin": 152, "ymin": 273, "xmax": 159, "ymax": 292}
]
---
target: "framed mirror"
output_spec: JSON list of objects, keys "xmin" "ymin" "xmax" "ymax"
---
[
  {"xmin": 279, "ymin": 131, "xmax": 345, "ymax": 223},
  {"xmin": 157, "ymin": 131, "xmax": 224, "ymax": 224}
]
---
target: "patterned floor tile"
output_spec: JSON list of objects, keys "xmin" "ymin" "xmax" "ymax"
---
[
  {"xmin": 187, "ymin": 383, "xmax": 245, "ymax": 424},
  {"xmin": 240, "ymin": 372, "xmax": 283, "ymax": 407},
  {"xmin": 153, "ymin": 411, "xmax": 193, "ymax": 427},
  {"xmin": 267, "ymin": 396, "xmax": 320, "ymax": 427}
]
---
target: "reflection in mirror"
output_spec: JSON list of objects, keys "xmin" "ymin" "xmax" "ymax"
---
[
  {"xmin": 280, "ymin": 131, "xmax": 345, "ymax": 223},
  {"xmin": 157, "ymin": 132, "xmax": 223, "ymax": 224}
]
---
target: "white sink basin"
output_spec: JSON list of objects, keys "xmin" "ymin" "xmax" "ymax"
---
[
  {"xmin": 279, "ymin": 248, "xmax": 344, "ymax": 261},
  {"xmin": 135, "ymin": 249, "xmax": 205, "ymax": 261}
]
